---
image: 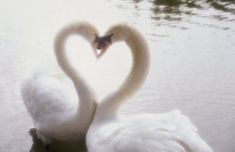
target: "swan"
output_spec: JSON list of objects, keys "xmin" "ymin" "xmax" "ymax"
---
[
  {"xmin": 21, "ymin": 22, "xmax": 98, "ymax": 146},
  {"xmin": 86, "ymin": 23, "xmax": 214, "ymax": 152}
]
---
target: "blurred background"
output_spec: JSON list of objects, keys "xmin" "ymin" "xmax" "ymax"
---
[{"xmin": 0, "ymin": 0, "xmax": 234, "ymax": 151}]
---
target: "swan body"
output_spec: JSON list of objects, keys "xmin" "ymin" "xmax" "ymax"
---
[
  {"xmin": 22, "ymin": 22, "xmax": 98, "ymax": 143},
  {"xmin": 87, "ymin": 23, "xmax": 213, "ymax": 152}
]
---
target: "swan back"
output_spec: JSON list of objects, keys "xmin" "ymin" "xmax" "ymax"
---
[
  {"xmin": 21, "ymin": 73, "xmax": 76, "ymax": 123},
  {"xmin": 87, "ymin": 111, "xmax": 213, "ymax": 152}
]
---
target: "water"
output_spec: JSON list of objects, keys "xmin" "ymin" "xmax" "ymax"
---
[{"xmin": 0, "ymin": 0, "xmax": 235, "ymax": 151}]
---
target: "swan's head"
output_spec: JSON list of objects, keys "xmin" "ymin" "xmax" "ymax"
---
[
  {"xmin": 92, "ymin": 33, "xmax": 114, "ymax": 58},
  {"xmin": 92, "ymin": 23, "xmax": 130, "ymax": 58}
]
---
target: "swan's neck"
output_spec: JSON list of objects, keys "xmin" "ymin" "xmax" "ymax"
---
[
  {"xmin": 54, "ymin": 24, "xmax": 96, "ymax": 131},
  {"xmin": 94, "ymin": 27, "xmax": 150, "ymax": 121}
]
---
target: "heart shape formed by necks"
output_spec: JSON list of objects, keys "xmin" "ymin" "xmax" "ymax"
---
[{"xmin": 92, "ymin": 33, "xmax": 114, "ymax": 59}]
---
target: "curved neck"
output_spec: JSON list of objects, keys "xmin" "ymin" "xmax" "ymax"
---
[
  {"xmin": 54, "ymin": 23, "xmax": 96, "ymax": 131},
  {"xmin": 95, "ymin": 26, "xmax": 150, "ymax": 121}
]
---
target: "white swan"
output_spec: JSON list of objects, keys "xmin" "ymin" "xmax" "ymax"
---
[
  {"xmin": 21, "ymin": 22, "xmax": 98, "ymax": 145},
  {"xmin": 86, "ymin": 23, "xmax": 214, "ymax": 152}
]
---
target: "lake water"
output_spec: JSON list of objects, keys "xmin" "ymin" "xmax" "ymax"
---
[{"xmin": 0, "ymin": 0, "xmax": 234, "ymax": 151}]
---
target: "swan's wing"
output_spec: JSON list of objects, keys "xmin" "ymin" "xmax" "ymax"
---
[
  {"xmin": 88, "ymin": 110, "xmax": 213, "ymax": 152},
  {"xmin": 21, "ymin": 73, "xmax": 77, "ymax": 124},
  {"xmin": 119, "ymin": 110, "xmax": 213, "ymax": 152}
]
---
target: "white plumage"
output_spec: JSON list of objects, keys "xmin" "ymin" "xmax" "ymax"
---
[
  {"xmin": 22, "ymin": 73, "xmax": 76, "ymax": 124},
  {"xmin": 86, "ymin": 23, "xmax": 213, "ymax": 152},
  {"xmin": 22, "ymin": 22, "xmax": 98, "ymax": 144},
  {"xmin": 88, "ymin": 111, "xmax": 212, "ymax": 152}
]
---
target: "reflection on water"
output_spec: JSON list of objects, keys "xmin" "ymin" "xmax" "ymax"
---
[
  {"xmin": 150, "ymin": 0, "xmax": 235, "ymax": 23},
  {"xmin": 151, "ymin": 0, "xmax": 235, "ymax": 12},
  {"xmin": 109, "ymin": 0, "xmax": 235, "ymax": 31},
  {"xmin": 206, "ymin": 0, "xmax": 235, "ymax": 12}
]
